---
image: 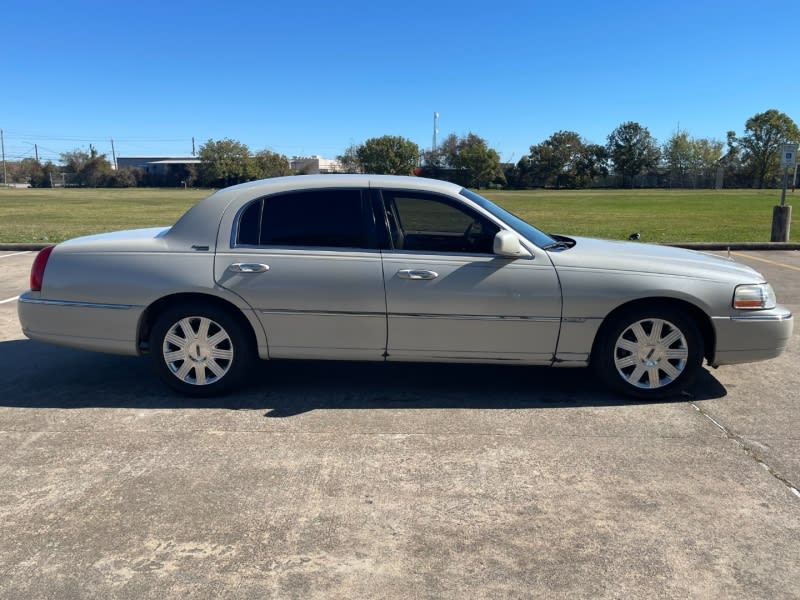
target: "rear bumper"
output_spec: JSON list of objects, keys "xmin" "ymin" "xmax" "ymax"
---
[
  {"xmin": 711, "ymin": 308, "xmax": 793, "ymax": 366},
  {"xmin": 17, "ymin": 292, "xmax": 143, "ymax": 355}
]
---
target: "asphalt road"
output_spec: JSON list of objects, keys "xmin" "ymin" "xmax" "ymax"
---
[{"xmin": 1, "ymin": 249, "xmax": 798, "ymax": 599}]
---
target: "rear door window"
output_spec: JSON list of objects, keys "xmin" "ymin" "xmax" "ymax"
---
[{"xmin": 236, "ymin": 189, "xmax": 373, "ymax": 249}]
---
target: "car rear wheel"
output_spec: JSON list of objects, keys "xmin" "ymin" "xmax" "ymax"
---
[
  {"xmin": 150, "ymin": 303, "xmax": 253, "ymax": 396},
  {"xmin": 593, "ymin": 306, "xmax": 703, "ymax": 399}
]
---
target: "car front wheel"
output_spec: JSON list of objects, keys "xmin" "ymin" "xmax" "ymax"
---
[
  {"xmin": 593, "ymin": 306, "xmax": 703, "ymax": 399},
  {"xmin": 150, "ymin": 303, "xmax": 253, "ymax": 396}
]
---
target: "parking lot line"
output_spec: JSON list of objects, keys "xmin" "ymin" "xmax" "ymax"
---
[
  {"xmin": 0, "ymin": 251, "xmax": 31, "ymax": 259},
  {"xmin": 0, "ymin": 296, "xmax": 19, "ymax": 304},
  {"xmin": 731, "ymin": 252, "xmax": 800, "ymax": 272}
]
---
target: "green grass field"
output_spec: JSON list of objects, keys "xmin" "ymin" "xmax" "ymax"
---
[
  {"xmin": 481, "ymin": 188, "xmax": 791, "ymax": 244},
  {"xmin": 0, "ymin": 188, "xmax": 207, "ymax": 244},
  {"xmin": 0, "ymin": 186, "xmax": 793, "ymax": 244}
]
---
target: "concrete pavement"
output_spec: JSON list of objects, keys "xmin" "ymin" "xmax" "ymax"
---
[{"xmin": 0, "ymin": 250, "xmax": 798, "ymax": 599}]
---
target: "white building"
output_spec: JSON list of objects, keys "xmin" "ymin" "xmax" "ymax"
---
[{"xmin": 290, "ymin": 155, "xmax": 343, "ymax": 174}]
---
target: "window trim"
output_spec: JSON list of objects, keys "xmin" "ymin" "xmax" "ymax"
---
[{"xmin": 232, "ymin": 196, "xmax": 264, "ymax": 247}]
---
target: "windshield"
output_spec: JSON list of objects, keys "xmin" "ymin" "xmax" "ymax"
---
[{"xmin": 460, "ymin": 188, "xmax": 557, "ymax": 249}]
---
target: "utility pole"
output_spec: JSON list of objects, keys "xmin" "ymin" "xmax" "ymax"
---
[
  {"xmin": 432, "ymin": 112, "xmax": 439, "ymax": 153},
  {"xmin": 1, "ymin": 129, "xmax": 6, "ymax": 186},
  {"xmin": 110, "ymin": 139, "xmax": 118, "ymax": 169},
  {"xmin": 35, "ymin": 144, "xmax": 39, "ymax": 162},
  {"xmin": 192, "ymin": 137, "xmax": 196, "ymax": 156}
]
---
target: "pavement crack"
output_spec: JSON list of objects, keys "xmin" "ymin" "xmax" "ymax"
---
[{"xmin": 691, "ymin": 402, "xmax": 800, "ymax": 500}]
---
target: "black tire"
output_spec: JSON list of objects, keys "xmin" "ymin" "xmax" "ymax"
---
[
  {"xmin": 149, "ymin": 302, "xmax": 254, "ymax": 397},
  {"xmin": 592, "ymin": 305, "xmax": 703, "ymax": 400}
]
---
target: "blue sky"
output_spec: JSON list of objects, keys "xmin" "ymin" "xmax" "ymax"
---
[{"xmin": 2, "ymin": 0, "xmax": 797, "ymax": 165}]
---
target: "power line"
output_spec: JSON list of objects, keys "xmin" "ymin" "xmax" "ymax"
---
[{"xmin": 1, "ymin": 130, "xmax": 6, "ymax": 185}]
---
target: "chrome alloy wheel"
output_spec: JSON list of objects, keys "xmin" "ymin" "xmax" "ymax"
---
[
  {"xmin": 162, "ymin": 316, "xmax": 234, "ymax": 386},
  {"xmin": 613, "ymin": 318, "xmax": 689, "ymax": 390}
]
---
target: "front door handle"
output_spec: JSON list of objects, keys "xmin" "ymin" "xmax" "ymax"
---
[
  {"xmin": 397, "ymin": 269, "xmax": 438, "ymax": 280},
  {"xmin": 229, "ymin": 263, "xmax": 270, "ymax": 273}
]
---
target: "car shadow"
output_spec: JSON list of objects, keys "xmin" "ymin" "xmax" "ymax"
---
[{"xmin": 0, "ymin": 339, "xmax": 727, "ymax": 414}]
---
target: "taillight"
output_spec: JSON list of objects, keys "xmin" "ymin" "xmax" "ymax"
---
[{"xmin": 30, "ymin": 245, "xmax": 56, "ymax": 292}]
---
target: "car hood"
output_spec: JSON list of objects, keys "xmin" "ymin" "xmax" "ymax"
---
[{"xmin": 546, "ymin": 236, "xmax": 765, "ymax": 283}]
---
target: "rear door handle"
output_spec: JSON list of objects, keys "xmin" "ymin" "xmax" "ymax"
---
[
  {"xmin": 229, "ymin": 263, "xmax": 270, "ymax": 273},
  {"xmin": 397, "ymin": 269, "xmax": 438, "ymax": 280}
]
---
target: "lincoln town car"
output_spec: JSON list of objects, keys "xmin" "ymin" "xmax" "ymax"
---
[{"xmin": 18, "ymin": 175, "xmax": 793, "ymax": 398}]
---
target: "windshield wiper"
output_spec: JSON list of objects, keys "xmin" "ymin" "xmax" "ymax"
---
[{"xmin": 542, "ymin": 241, "xmax": 572, "ymax": 251}]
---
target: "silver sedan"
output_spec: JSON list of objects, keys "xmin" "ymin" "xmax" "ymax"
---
[{"xmin": 17, "ymin": 175, "xmax": 793, "ymax": 398}]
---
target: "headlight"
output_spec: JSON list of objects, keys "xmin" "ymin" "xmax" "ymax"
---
[{"xmin": 733, "ymin": 283, "xmax": 776, "ymax": 310}]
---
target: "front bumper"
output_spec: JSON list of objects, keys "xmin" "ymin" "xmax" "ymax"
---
[{"xmin": 711, "ymin": 307, "xmax": 793, "ymax": 366}]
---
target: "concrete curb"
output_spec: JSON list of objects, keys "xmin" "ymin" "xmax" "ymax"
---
[
  {"xmin": 668, "ymin": 242, "xmax": 800, "ymax": 251},
  {"xmin": 3, "ymin": 242, "xmax": 800, "ymax": 252}
]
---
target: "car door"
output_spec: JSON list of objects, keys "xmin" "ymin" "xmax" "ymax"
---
[
  {"xmin": 379, "ymin": 189, "xmax": 562, "ymax": 364},
  {"xmin": 215, "ymin": 188, "xmax": 387, "ymax": 360}
]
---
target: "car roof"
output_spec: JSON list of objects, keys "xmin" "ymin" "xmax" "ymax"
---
[
  {"xmin": 167, "ymin": 174, "xmax": 464, "ymax": 245},
  {"xmin": 221, "ymin": 174, "xmax": 462, "ymax": 195}
]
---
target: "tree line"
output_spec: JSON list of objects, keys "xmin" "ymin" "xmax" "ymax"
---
[{"xmin": 2, "ymin": 109, "xmax": 796, "ymax": 190}]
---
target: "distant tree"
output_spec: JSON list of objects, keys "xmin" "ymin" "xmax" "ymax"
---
[
  {"xmin": 663, "ymin": 131, "xmax": 693, "ymax": 186},
  {"xmin": 523, "ymin": 131, "xmax": 608, "ymax": 189},
  {"xmin": 60, "ymin": 149, "xmax": 91, "ymax": 175},
  {"xmin": 528, "ymin": 130, "xmax": 582, "ymax": 188},
  {"xmin": 13, "ymin": 158, "xmax": 44, "ymax": 186},
  {"xmin": 689, "ymin": 138, "xmax": 724, "ymax": 185},
  {"xmin": 664, "ymin": 132, "xmax": 724, "ymax": 188},
  {"xmin": 353, "ymin": 135, "xmax": 419, "ymax": 175},
  {"xmin": 735, "ymin": 109, "xmax": 800, "ymax": 188},
  {"xmin": 506, "ymin": 156, "xmax": 530, "ymax": 188},
  {"xmin": 253, "ymin": 149, "xmax": 292, "ymax": 178},
  {"xmin": 424, "ymin": 132, "xmax": 503, "ymax": 187},
  {"xmin": 197, "ymin": 138, "xmax": 256, "ymax": 187},
  {"xmin": 454, "ymin": 133, "xmax": 503, "ymax": 188},
  {"xmin": 103, "ymin": 168, "xmax": 138, "ymax": 187},
  {"xmin": 59, "ymin": 146, "xmax": 115, "ymax": 187},
  {"xmin": 32, "ymin": 160, "xmax": 59, "ymax": 188},
  {"xmin": 337, "ymin": 144, "xmax": 362, "ymax": 173},
  {"xmin": 606, "ymin": 122, "xmax": 661, "ymax": 187},
  {"xmin": 719, "ymin": 130, "xmax": 748, "ymax": 187},
  {"xmin": 577, "ymin": 143, "xmax": 610, "ymax": 185},
  {"xmin": 82, "ymin": 148, "xmax": 115, "ymax": 187},
  {"xmin": 433, "ymin": 133, "xmax": 460, "ymax": 169}
]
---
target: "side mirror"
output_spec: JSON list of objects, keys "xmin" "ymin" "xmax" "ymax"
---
[{"xmin": 493, "ymin": 230, "xmax": 527, "ymax": 257}]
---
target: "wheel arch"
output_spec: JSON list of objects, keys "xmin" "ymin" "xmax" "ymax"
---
[
  {"xmin": 137, "ymin": 292, "xmax": 262, "ymax": 356},
  {"xmin": 590, "ymin": 297, "xmax": 716, "ymax": 365}
]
